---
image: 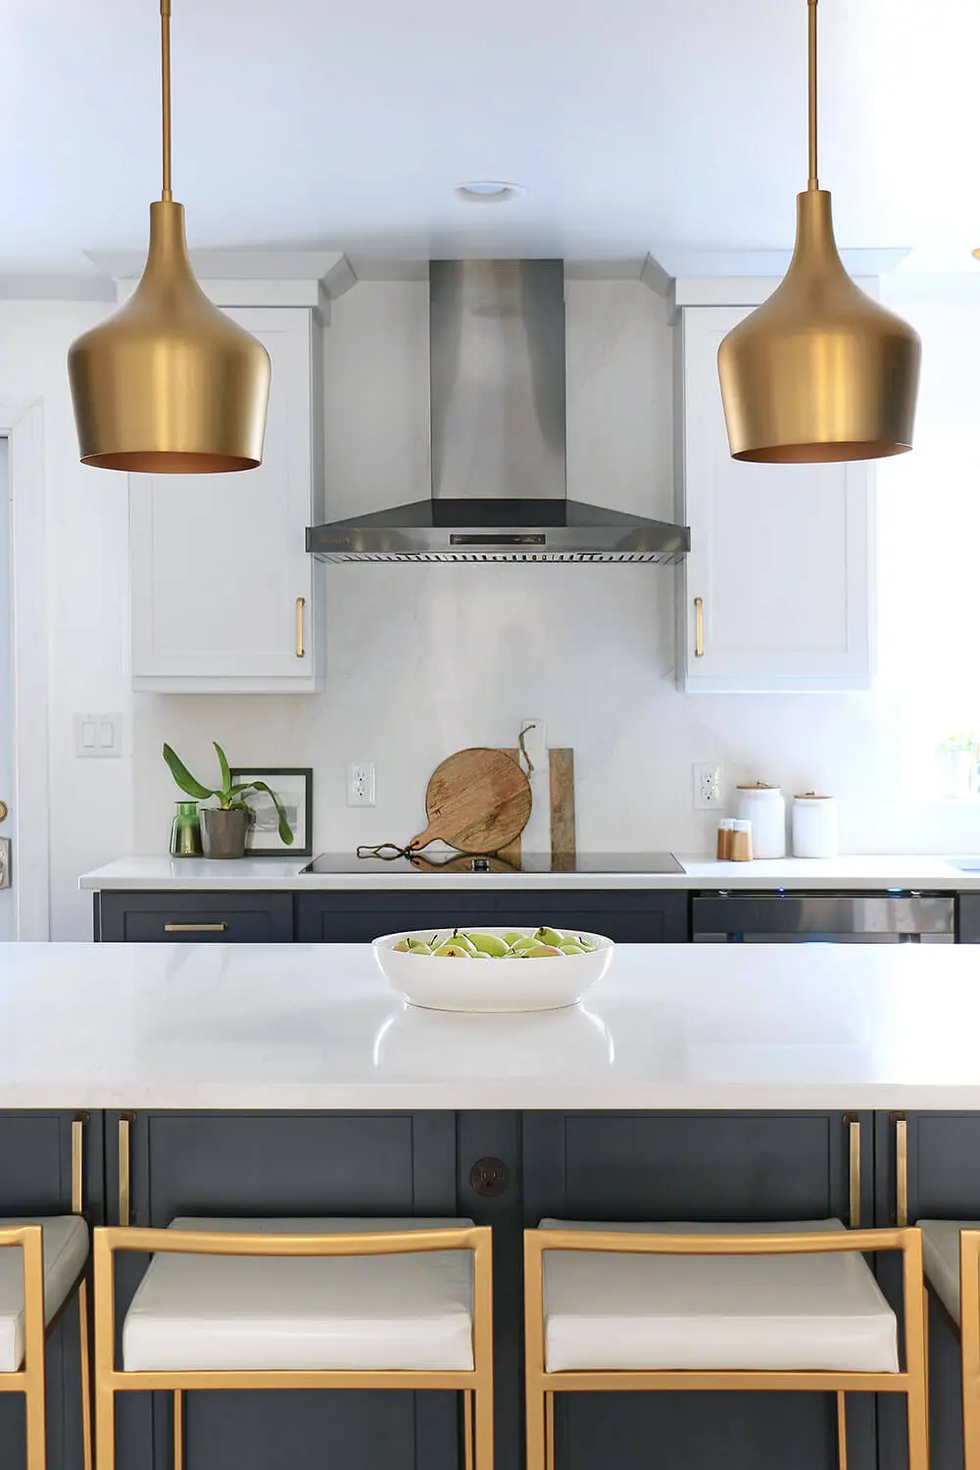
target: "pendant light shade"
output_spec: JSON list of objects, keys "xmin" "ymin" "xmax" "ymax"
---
[
  {"xmin": 68, "ymin": 2, "xmax": 270, "ymax": 473},
  {"xmin": 718, "ymin": 0, "xmax": 920, "ymax": 465}
]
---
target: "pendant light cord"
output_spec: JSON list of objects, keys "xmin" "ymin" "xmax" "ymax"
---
[
  {"xmin": 160, "ymin": 0, "xmax": 173, "ymax": 201},
  {"xmin": 807, "ymin": 0, "xmax": 818, "ymax": 189}
]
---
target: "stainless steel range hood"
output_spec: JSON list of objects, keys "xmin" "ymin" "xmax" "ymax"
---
[{"xmin": 306, "ymin": 260, "xmax": 690, "ymax": 564}]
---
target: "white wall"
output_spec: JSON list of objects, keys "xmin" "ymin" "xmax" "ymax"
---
[
  {"xmin": 0, "ymin": 301, "xmax": 134, "ymax": 939},
  {"xmin": 6, "ymin": 275, "xmax": 980, "ymax": 939}
]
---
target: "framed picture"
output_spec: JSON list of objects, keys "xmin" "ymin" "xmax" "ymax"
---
[{"xmin": 230, "ymin": 767, "xmax": 313, "ymax": 857}]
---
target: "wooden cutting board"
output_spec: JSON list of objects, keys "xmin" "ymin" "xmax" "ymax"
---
[{"xmin": 410, "ymin": 748, "xmax": 532, "ymax": 854}]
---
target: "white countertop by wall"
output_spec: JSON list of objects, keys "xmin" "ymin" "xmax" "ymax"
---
[
  {"xmin": 78, "ymin": 854, "xmax": 980, "ymax": 891},
  {"xmin": 4, "ymin": 940, "xmax": 980, "ymax": 1110}
]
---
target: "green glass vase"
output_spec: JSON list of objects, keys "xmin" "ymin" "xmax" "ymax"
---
[{"xmin": 169, "ymin": 801, "xmax": 203, "ymax": 858}]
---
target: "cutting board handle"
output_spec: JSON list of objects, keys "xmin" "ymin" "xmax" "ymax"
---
[{"xmin": 409, "ymin": 821, "xmax": 445, "ymax": 852}]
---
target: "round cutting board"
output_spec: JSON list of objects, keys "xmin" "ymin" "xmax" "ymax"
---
[{"xmin": 410, "ymin": 748, "xmax": 532, "ymax": 854}]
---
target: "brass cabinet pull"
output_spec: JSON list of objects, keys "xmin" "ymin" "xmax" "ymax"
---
[
  {"xmin": 694, "ymin": 597, "xmax": 704, "ymax": 657},
  {"xmin": 843, "ymin": 1114, "xmax": 861, "ymax": 1228},
  {"xmin": 71, "ymin": 1113, "xmax": 89, "ymax": 1213},
  {"xmin": 164, "ymin": 922, "xmax": 227, "ymax": 933},
  {"xmin": 118, "ymin": 1114, "xmax": 134, "ymax": 1227},
  {"xmin": 893, "ymin": 1113, "xmax": 909, "ymax": 1226},
  {"xmin": 296, "ymin": 596, "xmax": 306, "ymax": 658}
]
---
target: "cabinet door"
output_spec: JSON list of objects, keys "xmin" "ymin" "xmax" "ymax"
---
[
  {"xmin": 295, "ymin": 890, "xmax": 689, "ymax": 943},
  {"xmin": 678, "ymin": 306, "xmax": 873, "ymax": 693},
  {"xmin": 875, "ymin": 1110, "xmax": 980, "ymax": 1470},
  {"xmin": 130, "ymin": 307, "xmax": 324, "ymax": 693},
  {"xmin": 97, "ymin": 891, "xmax": 294, "ymax": 942},
  {"xmin": 0, "ymin": 1112, "xmax": 104, "ymax": 1470},
  {"xmin": 104, "ymin": 1111, "xmax": 460, "ymax": 1470},
  {"xmin": 524, "ymin": 1110, "xmax": 875, "ymax": 1470}
]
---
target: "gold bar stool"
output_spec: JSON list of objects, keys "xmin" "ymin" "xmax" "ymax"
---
[
  {"xmin": 524, "ymin": 1219, "xmax": 929, "ymax": 1470},
  {"xmin": 0, "ymin": 1115, "xmax": 93, "ymax": 1470},
  {"xmin": 918, "ymin": 1220, "xmax": 980, "ymax": 1469},
  {"xmin": 93, "ymin": 1216, "xmax": 493, "ymax": 1470}
]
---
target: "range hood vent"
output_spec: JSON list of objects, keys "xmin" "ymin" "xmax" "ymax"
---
[{"xmin": 306, "ymin": 260, "xmax": 690, "ymax": 565}]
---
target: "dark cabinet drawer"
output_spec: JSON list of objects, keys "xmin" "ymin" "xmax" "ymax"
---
[
  {"xmin": 295, "ymin": 889, "xmax": 689, "ymax": 943},
  {"xmin": 97, "ymin": 890, "xmax": 294, "ymax": 942}
]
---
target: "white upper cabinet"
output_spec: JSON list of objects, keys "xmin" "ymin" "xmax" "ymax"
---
[
  {"xmin": 677, "ymin": 305, "xmax": 873, "ymax": 693},
  {"xmin": 130, "ymin": 306, "xmax": 324, "ymax": 693}
]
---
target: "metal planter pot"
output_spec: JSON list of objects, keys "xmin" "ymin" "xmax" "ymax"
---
[{"xmin": 199, "ymin": 807, "xmax": 250, "ymax": 859}]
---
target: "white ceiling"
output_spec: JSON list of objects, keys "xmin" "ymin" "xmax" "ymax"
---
[{"xmin": 2, "ymin": 0, "xmax": 978, "ymax": 281}]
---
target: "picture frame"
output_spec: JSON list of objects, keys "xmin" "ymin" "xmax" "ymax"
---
[{"xmin": 229, "ymin": 767, "xmax": 313, "ymax": 857}]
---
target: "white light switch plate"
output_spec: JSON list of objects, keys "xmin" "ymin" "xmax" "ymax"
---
[{"xmin": 75, "ymin": 713, "xmax": 123, "ymax": 758}]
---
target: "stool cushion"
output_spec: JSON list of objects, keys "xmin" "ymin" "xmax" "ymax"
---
[
  {"xmin": 122, "ymin": 1217, "xmax": 476, "ymax": 1373},
  {"xmin": 539, "ymin": 1218, "xmax": 899, "ymax": 1373},
  {"xmin": 0, "ymin": 1216, "xmax": 89, "ymax": 1372},
  {"xmin": 920, "ymin": 1219, "xmax": 980, "ymax": 1326}
]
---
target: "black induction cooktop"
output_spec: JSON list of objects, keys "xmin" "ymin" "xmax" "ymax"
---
[{"xmin": 301, "ymin": 851, "xmax": 683, "ymax": 875}]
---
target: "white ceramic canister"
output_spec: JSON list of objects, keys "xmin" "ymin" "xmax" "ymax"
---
[
  {"xmin": 792, "ymin": 793, "xmax": 838, "ymax": 859},
  {"xmin": 733, "ymin": 783, "xmax": 786, "ymax": 859}
]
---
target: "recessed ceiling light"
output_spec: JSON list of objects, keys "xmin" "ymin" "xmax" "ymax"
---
[{"xmin": 455, "ymin": 181, "xmax": 524, "ymax": 203}]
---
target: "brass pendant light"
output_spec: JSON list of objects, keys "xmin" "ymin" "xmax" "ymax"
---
[
  {"xmin": 68, "ymin": 0, "xmax": 271, "ymax": 472},
  {"xmin": 717, "ymin": 0, "xmax": 920, "ymax": 464}
]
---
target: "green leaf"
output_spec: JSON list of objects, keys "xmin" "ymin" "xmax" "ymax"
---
[
  {"xmin": 247, "ymin": 780, "xmax": 294, "ymax": 845},
  {"xmin": 227, "ymin": 783, "xmax": 257, "ymax": 798},
  {"xmin": 162, "ymin": 744, "xmax": 213, "ymax": 801},
  {"xmin": 214, "ymin": 742, "xmax": 232, "ymax": 801}
]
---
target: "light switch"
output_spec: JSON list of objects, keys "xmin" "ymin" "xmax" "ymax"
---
[{"xmin": 75, "ymin": 713, "xmax": 123, "ymax": 758}]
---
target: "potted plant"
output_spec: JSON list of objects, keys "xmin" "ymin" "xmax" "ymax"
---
[{"xmin": 163, "ymin": 742, "xmax": 294, "ymax": 859}]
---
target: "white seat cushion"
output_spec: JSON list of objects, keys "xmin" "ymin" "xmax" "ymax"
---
[
  {"xmin": 920, "ymin": 1219, "xmax": 980, "ymax": 1326},
  {"xmin": 539, "ymin": 1218, "xmax": 899, "ymax": 1373},
  {"xmin": 0, "ymin": 1216, "xmax": 89, "ymax": 1372},
  {"xmin": 122, "ymin": 1217, "xmax": 476, "ymax": 1373}
]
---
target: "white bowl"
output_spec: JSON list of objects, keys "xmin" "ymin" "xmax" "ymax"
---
[{"xmin": 372, "ymin": 927, "xmax": 614, "ymax": 1012}]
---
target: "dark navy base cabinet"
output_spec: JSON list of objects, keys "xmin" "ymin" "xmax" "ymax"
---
[
  {"xmin": 93, "ymin": 889, "xmax": 691, "ymax": 944},
  {"xmin": 294, "ymin": 889, "xmax": 689, "ymax": 943}
]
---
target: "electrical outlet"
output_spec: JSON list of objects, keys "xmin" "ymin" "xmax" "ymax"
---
[
  {"xmin": 693, "ymin": 763, "xmax": 723, "ymax": 809},
  {"xmin": 346, "ymin": 761, "xmax": 376, "ymax": 807}
]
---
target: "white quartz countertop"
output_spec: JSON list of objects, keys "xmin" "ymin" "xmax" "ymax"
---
[
  {"xmin": 4, "ymin": 941, "xmax": 980, "ymax": 1110},
  {"xmin": 79, "ymin": 854, "xmax": 980, "ymax": 891}
]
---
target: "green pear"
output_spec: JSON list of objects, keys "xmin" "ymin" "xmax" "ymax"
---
[
  {"xmin": 468, "ymin": 933, "xmax": 509, "ymax": 958},
  {"xmin": 502, "ymin": 931, "xmax": 527, "ymax": 946},
  {"xmin": 449, "ymin": 930, "xmax": 478, "ymax": 953},
  {"xmin": 533, "ymin": 926, "xmax": 564, "ymax": 947},
  {"xmin": 407, "ymin": 937, "xmax": 433, "ymax": 952},
  {"xmin": 510, "ymin": 938, "xmax": 538, "ymax": 954},
  {"xmin": 433, "ymin": 942, "xmax": 472, "ymax": 958},
  {"xmin": 410, "ymin": 943, "xmax": 433, "ymax": 955},
  {"xmin": 523, "ymin": 943, "xmax": 562, "ymax": 959},
  {"xmin": 559, "ymin": 941, "xmax": 586, "ymax": 955},
  {"xmin": 469, "ymin": 951, "xmax": 490, "ymax": 960},
  {"xmin": 392, "ymin": 938, "xmax": 411, "ymax": 952}
]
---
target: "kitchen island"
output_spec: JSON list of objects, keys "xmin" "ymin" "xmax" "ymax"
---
[{"xmin": 4, "ymin": 941, "xmax": 980, "ymax": 1470}]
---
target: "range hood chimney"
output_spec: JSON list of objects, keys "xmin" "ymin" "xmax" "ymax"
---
[{"xmin": 306, "ymin": 260, "xmax": 690, "ymax": 564}]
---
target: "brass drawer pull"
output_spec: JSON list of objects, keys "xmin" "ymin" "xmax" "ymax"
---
[
  {"xmin": 694, "ymin": 597, "xmax": 704, "ymax": 657},
  {"xmin": 118, "ymin": 1114, "xmax": 134, "ymax": 1227},
  {"xmin": 164, "ymin": 922, "xmax": 228, "ymax": 933},
  {"xmin": 893, "ymin": 1113, "xmax": 909, "ymax": 1225},
  {"xmin": 296, "ymin": 596, "xmax": 306, "ymax": 658},
  {"xmin": 843, "ymin": 1114, "xmax": 860, "ymax": 1228}
]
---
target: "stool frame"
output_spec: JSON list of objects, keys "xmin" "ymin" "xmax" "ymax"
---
[
  {"xmin": 0, "ymin": 1115, "xmax": 93, "ymax": 1470},
  {"xmin": 524, "ymin": 1225, "xmax": 928, "ymax": 1470},
  {"xmin": 954, "ymin": 1229, "xmax": 980, "ymax": 1470},
  {"xmin": 93, "ymin": 1223, "xmax": 493, "ymax": 1470}
]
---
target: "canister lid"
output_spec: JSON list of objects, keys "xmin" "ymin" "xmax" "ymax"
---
[
  {"xmin": 794, "ymin": 791, "xmax": 834, "ymax": 800},
  {"xmin": 737, "ymin": 781, "xmax": 777, "ymax": 789}
]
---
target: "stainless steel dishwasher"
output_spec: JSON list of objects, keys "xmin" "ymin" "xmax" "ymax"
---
[{"xmin": 692, "ymin": 892, "xmax": 956, "ymax": 943}]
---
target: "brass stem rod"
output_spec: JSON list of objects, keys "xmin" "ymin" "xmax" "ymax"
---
[
  {"xmin": 161, "ymin": 0, "xmax": 173, "ymax": 202},
  {"xmin": 807, "ymin": 0, "xmax": 818, "ymax": 190}
]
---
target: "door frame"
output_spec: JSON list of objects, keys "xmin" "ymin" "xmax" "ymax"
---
[{"xmin": 0, "ymin": 399, "xmax": 49, "ymax": 938}]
